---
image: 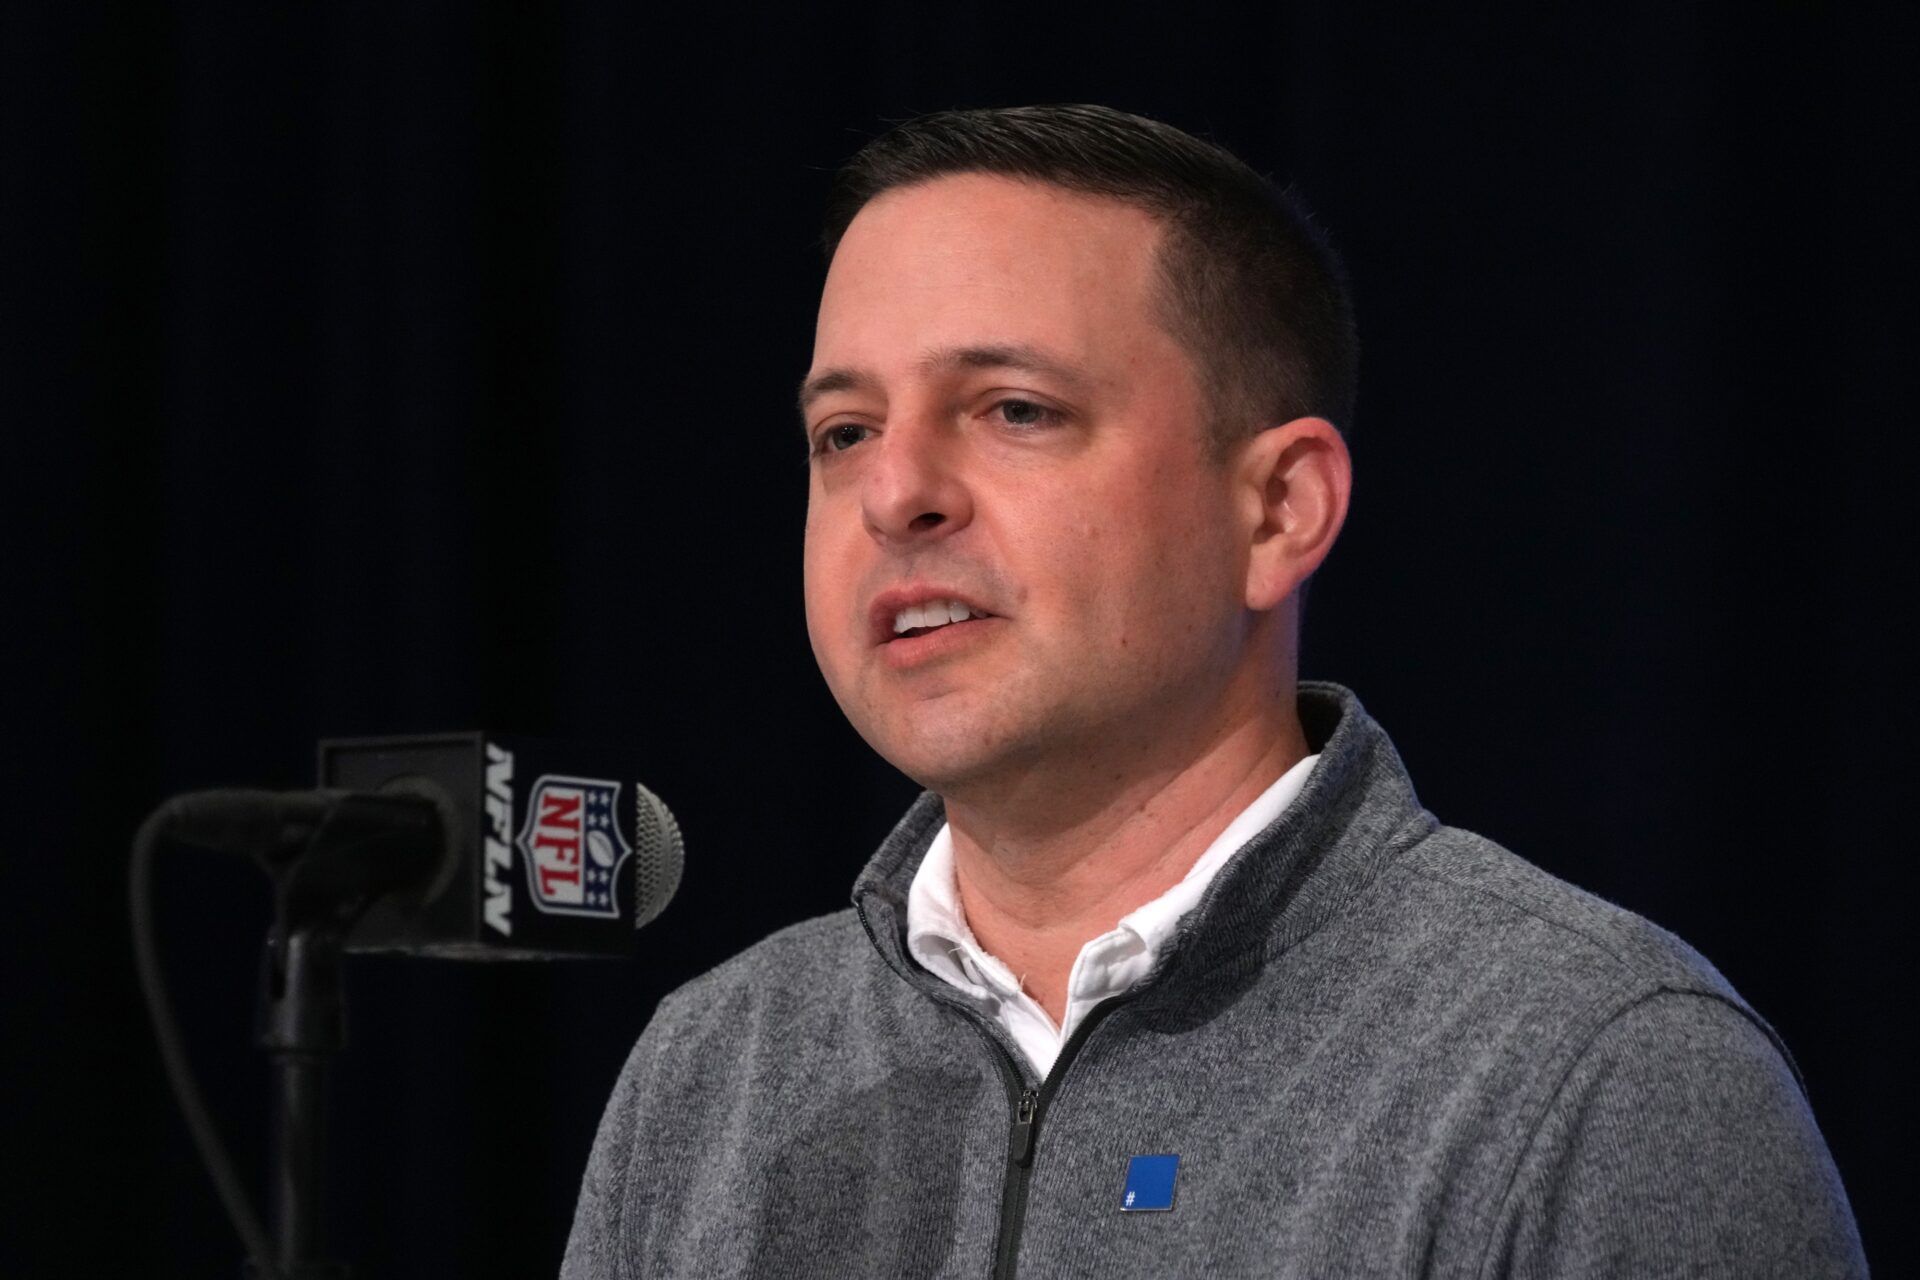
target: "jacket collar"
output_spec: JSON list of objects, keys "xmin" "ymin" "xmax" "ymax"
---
[{"xmin": 850, "ymin": 681, "xmax": 1435, "ymax": 1003}]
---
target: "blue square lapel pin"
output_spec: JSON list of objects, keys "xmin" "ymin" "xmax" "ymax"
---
[{"xmin": 1120, "ymin": 1153, "xmax": 1180, "ymax": 1212}]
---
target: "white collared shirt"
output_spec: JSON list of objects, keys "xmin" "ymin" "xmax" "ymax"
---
[{"xmin": 904, "ymin": 754, "xmax": 1320, "ymax": 1080}]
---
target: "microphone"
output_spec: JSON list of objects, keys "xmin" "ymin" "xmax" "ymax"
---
[
  {"xmin": 134, "ymin": 733, "xmax": 683, "ymax": 1279},
  {"xmin": 308, "ymin": 732, "xmax": 684, "ymax": 958}
]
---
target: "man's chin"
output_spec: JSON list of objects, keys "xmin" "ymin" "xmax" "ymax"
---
[{"xmin": 862, "ymin": 716, "xmax": 1034, "ymax": 798}]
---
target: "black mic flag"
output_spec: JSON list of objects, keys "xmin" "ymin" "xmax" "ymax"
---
[{"xmin": 318, "ymin": 732, "xmax": 683, "ymax": 958}]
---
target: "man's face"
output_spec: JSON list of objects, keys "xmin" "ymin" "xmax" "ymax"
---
[{"xmin": 801, "ymin": 174, "xmax": 1255, "ymax": 796}]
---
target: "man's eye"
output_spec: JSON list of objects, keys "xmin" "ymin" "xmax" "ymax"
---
[
  {"xmin": 994, "ymin": 399, "xmax": 1060, "ymax": 428},
  {"xmin": 816, "ymin": 423, "xmax": 869, "ymax": 454}
]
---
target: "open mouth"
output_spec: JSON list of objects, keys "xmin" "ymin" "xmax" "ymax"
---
[{"xmin": 887, "ymin": 599, "xmax": 993, "ymax": 642}]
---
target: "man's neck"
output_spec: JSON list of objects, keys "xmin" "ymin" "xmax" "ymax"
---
[{"xmin": 942, "ymin": 693, "xmax": 1310, "ymax": 1025}]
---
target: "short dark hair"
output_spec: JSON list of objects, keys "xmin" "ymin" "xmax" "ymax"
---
[{"xmin": 822, "ymin": 104, "xmax": 1358, "ymax": 451}]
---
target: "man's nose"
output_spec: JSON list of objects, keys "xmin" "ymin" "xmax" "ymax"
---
[{"xmin": 861, "ymin": 415, "xmax": 973, "ymax": 544}]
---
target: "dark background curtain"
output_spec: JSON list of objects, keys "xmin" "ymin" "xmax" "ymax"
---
[{"xmin": 5, "ymin": 2, "xmax": 1911, "ymax": 1275}]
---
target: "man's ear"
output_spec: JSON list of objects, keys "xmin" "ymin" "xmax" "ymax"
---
[{"xmin": 1236, "ymin": 417, "xmax": 1352, "ymax": 612}]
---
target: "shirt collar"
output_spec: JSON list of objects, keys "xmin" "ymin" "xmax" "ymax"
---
[
  {"xmin": 904, "ymin": 753, "xmax": 1320, "ymax": 1002},
  {"xmin": 1115, "ymin": 752, "xmax": 1319, "ymax": 951}
]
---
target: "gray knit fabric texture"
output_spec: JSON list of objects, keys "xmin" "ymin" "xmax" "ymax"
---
[{"xmin": 563, "ymin": 682, "xmax": 1865, "ymax": 1278}]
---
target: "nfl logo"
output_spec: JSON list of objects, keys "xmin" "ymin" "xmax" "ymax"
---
[{"xmin": 516, "ymin": 775, "xmax": 632, "ymax": 919}]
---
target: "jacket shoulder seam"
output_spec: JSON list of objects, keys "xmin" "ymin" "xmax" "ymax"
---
[{"xmin": 1468, "ymin": 987, "xmax": 1800, "ymax": 1280}]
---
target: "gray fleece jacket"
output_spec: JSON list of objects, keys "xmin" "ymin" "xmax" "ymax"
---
[{"xmin": 562, "ymin": 683, "xmax": 1865, "ymax": 1278}]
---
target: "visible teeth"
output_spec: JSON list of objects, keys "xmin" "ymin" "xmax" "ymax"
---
[{"xmin": 892, "ymin": 600, "xmax": 977, "ymax": 635}]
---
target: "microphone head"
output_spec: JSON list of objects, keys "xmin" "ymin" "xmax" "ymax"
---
[
  {"xmin": 317, "ymin": 732, "xmax": 683, "ymax": 959},
  {"xmin": 629, "ymin": 782, "xmax": 683, "ymax": 930}
]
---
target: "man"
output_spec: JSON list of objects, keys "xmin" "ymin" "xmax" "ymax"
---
[{"xmin": 564, "ymin": 105, "xmax": 1863, "ymax": 1277}]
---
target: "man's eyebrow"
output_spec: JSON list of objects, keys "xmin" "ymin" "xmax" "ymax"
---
[
  {"xmin": 796, "ymin": 367, "xmax": 877, "ymax": 419},
  {"xmin": 797, "ymin": 344, "xmax": 1092, "ymax": 421},
  {"xmin": 917, "ymin": 343, "xmax": 1092, "ymax": 390}
]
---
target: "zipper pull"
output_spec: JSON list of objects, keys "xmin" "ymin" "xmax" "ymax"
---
[{"xmin": 1009, "ymin": 1089, "xmax": 1039, "ymax": 1166}]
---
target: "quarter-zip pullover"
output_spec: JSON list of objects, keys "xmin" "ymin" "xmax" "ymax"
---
[{"xmin": 562, "ymin": 683, "xmax": 1864, "ymax": 1279}]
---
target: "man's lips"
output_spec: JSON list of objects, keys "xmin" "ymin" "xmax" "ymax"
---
[
  {"xmin": 867, "ymin": 586, "xmax": 1000, "ymax": 647},
  {"xmin": 874, "ymin": 611, "xmax": 1002, "ymax": 672}
]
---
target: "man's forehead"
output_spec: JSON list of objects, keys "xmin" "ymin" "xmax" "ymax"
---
[
  {"xmin": 806, "ymin": 178, "xmax": 1172, "ymax": 404},
  {"xmin": 824, "ymin": 174, "xmax": 1165, "ymax": 285}
]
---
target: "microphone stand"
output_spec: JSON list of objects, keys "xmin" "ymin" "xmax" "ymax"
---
[
  {"xmin": 255, "ymin": 925, "xmax": 350, "ymax": 1280},
  {"xmin": 243, "ymin": 794, "xmax": 444, "ymax": 1280}
]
